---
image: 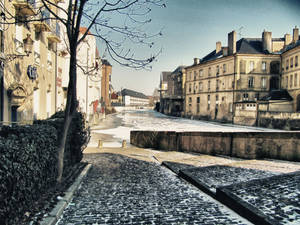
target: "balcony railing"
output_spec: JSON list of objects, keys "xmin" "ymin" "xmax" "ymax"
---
[
  {"xmin": 12, "ymin": 0, "xmax": 35, "ymax": 16},
  {"xmin": 47, "ymin": 22, "xmax": 61, "ymax": 43},
  {"xmin": 34, "ymin": 10, "xmax": 51, "ymax": 32}
]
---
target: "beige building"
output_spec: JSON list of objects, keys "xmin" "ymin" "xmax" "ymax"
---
[
  {"xmin": 185, "ymin": 29, "xmax": 286, "ymax": 124},
  {"xmin": 0, "ymin": 0, "xmax": 62, "ymax": 123},
  {"xmin": 281, "ymin": 27, "xmax": 300, "ymax": 112}
]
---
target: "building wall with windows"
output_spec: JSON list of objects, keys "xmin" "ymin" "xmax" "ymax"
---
[
  {"xmin": 1, "ymin": 0, "xmax": 62, "ymax": 123},
  {"xmin": 281, "ymin": 44, "xmax": 300, "ymax": 112},
  {"xmin": 185, "ymin": 55, "xmax": 235, "ymax": 120},
  {"xmin": 185, "ymin": 30, "xmax": 283, "ymax": 123}
]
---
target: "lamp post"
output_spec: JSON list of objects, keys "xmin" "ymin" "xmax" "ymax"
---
[{"xmin": 6, "ymin": 34, "xmax": 34, "ymax": 61}]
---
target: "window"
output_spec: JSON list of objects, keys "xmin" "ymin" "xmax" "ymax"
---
[
  {"xmin": 243, "ymin": 93, "xmax": 249, "ymax": 101},
  {"xmin": 199, "ymin": 82, "xmax": 203, "ymax": 91},
  {"xmin": 286, "ymin": 59, "xmax": 289, "ymax": 70},
  {"xmin": 296, "ymin": 56, "xmax": 298, "ymax": 67},
  {"xmin": 216, "ymin": 65, "xmax": 220, "ymax": 76},
  {"xmin": 207, "ymin": 95, "xmax": 210, "ymax": 110},
  {"xmin": 193, "ymin": 83, "xmax": 197, "ymax": 93},
  {"xmin": 188, "ymin": 97, "xmax": 192, "ymax": 112},
  {"xmin": 262, "ymin": 61, "xmax": 266, "ymax": 72},
  {"xmin": 286, "ymin": 76, "xmax": 288, "ymax": 88},
  {"xmin": 189, "ymin": 72, "xmax": 192, "ymax": 81},
  {"xmin": 295, "ymin": 73, "xmax": 298, "ymax": 87},
  {"xmin": 208, "ymin": 80, "xmax": 211, "ymax": 91},
  {"xmin": 189, "ymin": 97, "xmax": 192, "ymax": 103},
  {"xmin": 189, "ymin": 84, "xmax": 192, "ymax": 93},
  {"xmin": 194, "ymin": 71, "xmax": 197, "ymax": 80},
  {"xmin": 248, "ymin": 77, "xmax": 254, "ymax": 88},
  {"xmin": 250, "ymin": 61, "xmax": 254, "ymax": 72},
  {"xmin": 208, "ymin": 67, "xmax": 211, "ymax": 76},
  {"xmin": 196, "ymin": 97, "xmax": 200, "ymax": 113},
  {"xmin": 290, "ymin": 75, "xmax": 293, "ymax": 88},
  {"xmin": 291, "ymin": 57, "xmax": 294, "ymax": 68},
  {"xmin": 199, "ymin": 69, "xmax": 203, "ymax": 77},
  {"xmin": 216, "ymin": 95, "xmax": 219, "ymax": 103},
  {"xmin": 0, "ymin": 30, "xmax": 3, "ymax": 53},
  {"xmin": 15, "ymin": 23, "xmax": 23, "ymax": 53},
  {"xmin": 223, "ymin": 64, "xmax": 226, "ymax": 73},
  {"xmin": 261, "ymin": 77, "xmax": 267, "ymax": 88},
  {"xmin": 216, "ymin": 79, "xmax": 220, "ymax": 91}
]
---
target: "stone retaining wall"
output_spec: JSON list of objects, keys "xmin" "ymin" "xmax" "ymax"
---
[{"xmin": 130, "ymin": 131, "xmax": 300, "ymax": 161}]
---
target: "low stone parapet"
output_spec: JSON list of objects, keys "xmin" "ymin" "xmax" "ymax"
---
[{"xmin": 130, "ymin": 130, "xmax": 300, "ymax": 161}]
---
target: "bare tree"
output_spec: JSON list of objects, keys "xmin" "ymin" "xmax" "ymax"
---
[{"xmin": 2, "ymin": 0, "xmax": 165, "ymax": 182}]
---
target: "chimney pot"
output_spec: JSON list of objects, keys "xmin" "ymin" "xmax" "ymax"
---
[
  {"xmin": 284, "ymin": 33, "xmax": 292, "ymax": 46},
  {"xmin": 228, "ymin": 31, "xmax": 237, "ymax": 55},
  {"xmin": 193, "ymin": 58, "xmax": 199, "ymax": 65},
  {"xmin": 293, "ymin": 26, "xmax": 299, "ymax": 43},
  {"xmin": 216, "ymin": 41, "xmax": 222, "ymax": 53},
  {"xmin": 262, "ymin": 30, "xmax": 272, "ymax": 53}
]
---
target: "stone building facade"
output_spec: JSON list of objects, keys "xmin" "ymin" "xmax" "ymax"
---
[
  {"xmin": 0, "ymin": 0, "xmax": 62, "ymax": 123},
  {"xmin": 159, "ymin": 67, "xmax": 186, "ymax": 116},
  {"xmin": 184, "ymin": 28, "xmax": 300, "ymax": 126},
  {"xmin": 281, "ymin": 27, "xmax": 300, "ymax": 112}
]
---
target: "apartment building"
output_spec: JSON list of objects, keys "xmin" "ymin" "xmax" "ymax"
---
[
  {"xmin": 281, "ymin": 27, "xmax": 300, "ymax": 112},
  {"xmin": 121, "ymin": 88, "xmax": 149, "ymax": 106},
  {"xmin": 0, "ymin": 0, "xmax": 62, "ymax": 123},
  {"xmin": 185, "ymin": 29, "xmax": 287, "ymax": 124},
  {"xmin": 159, "ymin": 67, "xmax": 186, "ymax": 116}
]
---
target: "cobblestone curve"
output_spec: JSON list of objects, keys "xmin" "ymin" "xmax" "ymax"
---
[{"xmin": 57, "ymin": 153, "xmax": 252, "ymax": 225}]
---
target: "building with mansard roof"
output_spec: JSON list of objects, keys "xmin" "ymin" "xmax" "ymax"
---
[{"xmin": 184, "ymin": 27, "xmax": 300, "ymax": 126}]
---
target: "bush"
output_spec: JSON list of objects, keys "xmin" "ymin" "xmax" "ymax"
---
[
  {"xmin": 35, "ymin": 110, "xmax": 90, "ymax": 169},
  {"xmin": 0, "ymin": 110, "xmax": 90, "ymax": 224},
  {"xmin": 0, "ymin": 124, "xmax": 58, "ymax": 225}
]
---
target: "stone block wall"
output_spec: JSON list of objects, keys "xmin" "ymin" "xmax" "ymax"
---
[{"xmin": 130, "ymin": 130, "xmax": 300, "ymax": 161}]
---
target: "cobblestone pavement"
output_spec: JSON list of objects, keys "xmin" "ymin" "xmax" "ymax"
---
[
  {"xmin": 57, "ymin": 153, "xmax": 252, "ymax": 225},
  {"xmin": 180, "ymin": 165, "xmax": 279, "ymax": 194},
  {"xmin": 221, "ymin": 171, "xmax": 300, "ymax": 224}
]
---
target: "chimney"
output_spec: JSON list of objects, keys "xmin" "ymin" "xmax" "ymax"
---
[
  {"xmin": 284, "ymin": 33, "xmax": 292, "ymax": 46},
  {"xmin": 262, "ymin": 30, "xmax": 272, "ymax": 53},
  {"xmin": 216, "ymin": 41, "xmax": 222, "ymax": 53},
  {"xmin": 193, "ymin": 58, "xmax": 199, "ymax": 65},
  {"xmin": 228, "ymin": 31, "xmax": 236, "ymax": 55},
  {"xmin": 293, "ymin": 26, "xmax": 299, "ymax": 43},
  {"xmin": 223, "ymin": 47, "xmax": 228, "ymax": 56}
]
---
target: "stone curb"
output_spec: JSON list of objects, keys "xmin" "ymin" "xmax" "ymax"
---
[{"xmin": 39, "ymin": 163, "xmax": 92, "ymax": 225}]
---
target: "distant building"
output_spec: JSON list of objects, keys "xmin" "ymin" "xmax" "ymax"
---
[
  {"xmin": 121, "ymin": 88, "xmax": 149, "ymax": 106},
  {"xmin": 159, "ymin": 67, "xmax": 186, "ymax": 116},
  {"xmin": 101, "ymin": 59, "xmax": 112, "ymax": 107}
]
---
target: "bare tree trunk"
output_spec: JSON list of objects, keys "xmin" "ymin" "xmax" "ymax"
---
[{"xmin": 56, "ymin": 47, "xmax": 77, "ymax": 183}]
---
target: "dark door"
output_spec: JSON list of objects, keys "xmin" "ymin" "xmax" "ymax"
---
[
  {"xmin": 270, "ymin": 77, "xmax": 279, "ymax": 90},
  {"xmin": 11, "ymin": 106, "xmax": 18, "ymax": 123},
  {"xmin": 297, "ymin": 95, "xmax": 300, "ymax": 112}
]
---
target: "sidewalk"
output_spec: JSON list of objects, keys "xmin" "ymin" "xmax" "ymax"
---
[
  {"xmin": 55, "ymin": 146, "xmax": 252, "ymax": 225},
  {"xmin": 53, "ymin": 146, "xmax": 300, "ymax": 225}
]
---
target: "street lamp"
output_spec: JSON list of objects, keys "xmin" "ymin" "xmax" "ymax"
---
[{"xmin": 6, "ymin": 34, "xmax": 34, "ymax": 61}]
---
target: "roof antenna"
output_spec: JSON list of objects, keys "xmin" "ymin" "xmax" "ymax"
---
[{"xmin": 238, "ymin": 26, "xmax": 244, "ymax": 39}]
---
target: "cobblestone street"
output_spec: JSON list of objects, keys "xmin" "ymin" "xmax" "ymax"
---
[{"xmin": 57, "ymin": 152, "xmax": 252, "ymax": 225}]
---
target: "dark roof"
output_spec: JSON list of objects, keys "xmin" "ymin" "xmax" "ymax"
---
[
  {"xmin": 102, "ymin": 59, "xmax": 112, "ymax": 66},
  {"xmin": 282, "ymin": 39, "xmax": 300, "ymax": 54},
  {"xmin": 259, "ymin": 89, "xmax": 293, "ymax": 101},
  {"xmin": 121, "ymin": 88, "xmax": 148, "ymax": 99},
  {"xmin": 171, "ymin": 66, "xmax": 186, "ymax": 74},
  {"xmin": 200, "ymin": 38, "xmax": 283, "ymax": 63}
]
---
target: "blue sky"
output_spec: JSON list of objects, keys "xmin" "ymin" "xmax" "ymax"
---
[{"xmin": 98, "ymin": 0, "xmax": 300, "ymax": 95}]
